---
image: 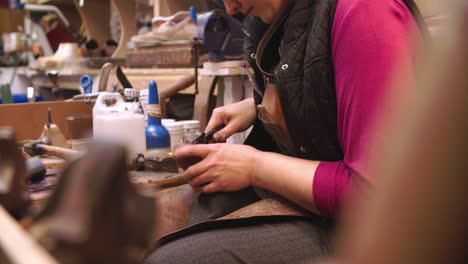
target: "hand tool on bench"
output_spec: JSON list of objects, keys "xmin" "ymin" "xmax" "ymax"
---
[
  {"xmin": 116, "ymin": 65, "xmax": 133, "ymax": 88},
  {"xmin": 40, "ymin": 108, "xmax": 69, "ymax": 149},
  {"xmin": 47, "ymin": 71, "xmax": 64, "ymax": 101},
  {"xmin": 23, "ymin": 137, "xmax": 83, "ymax": 160},
  {"xmin": 25, "ymin": 157, "xmax": 47, "ymax": 182},
  {"xmin": 24, "ymin": 108, "xmax": 82, "ymax": 160}
]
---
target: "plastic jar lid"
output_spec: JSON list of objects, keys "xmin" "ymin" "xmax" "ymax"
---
[
  {"xmin": 161, "ymin": 119, "xmax": 175, "ymax": 126},
  {"xmin": 178, "ymin": 120, "xmax": 200, "ymax": 129}
]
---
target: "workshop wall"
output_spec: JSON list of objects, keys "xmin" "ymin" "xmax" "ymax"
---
[
  {"xmin": 415, "ymin": 0, "xmax": 447, "ymax": 17},
  {"xmin": 0, "ymin": 101, "xmax": 93, "ymax": 141},
  {"xmin": 0, "ymin": 9, "xmax": 24, "ymax": 34}
]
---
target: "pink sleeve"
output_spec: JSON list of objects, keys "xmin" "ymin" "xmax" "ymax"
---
[{"xmin": 313, "ymin": 0, "xmax": 421, "ymax": 218}]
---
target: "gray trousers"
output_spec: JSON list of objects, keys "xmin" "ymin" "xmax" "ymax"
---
[{"xmin": 144, "ymin": 216, "xmax": 332, "ymax": 264}]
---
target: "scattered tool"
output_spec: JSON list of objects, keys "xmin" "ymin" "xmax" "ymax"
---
[
  {"xmin": 23, "ymin": 108, "xmax": 82, "ymax": 160},
  {"xmin": 116, "ymin": 65, "xmax": 133, "ymax": 88},
  {"xmin": 130, "ymin": 172, "xmax": 188, "ymax": 191},
  {"xmin": 25, "ymin": 157, "xmax": 47, "ymax": 182},
  {"xmin": 23, "ymin": 139, "xmax": 82, "ymax": 160},
  {"xmin": 47, "ymin": 71, "xmax": 64, "ymax": 101},
  {"xmin": 133, "ymin": 153, "xmax": 178, "ymax": 173},
  {"xmin": 39, "ymin": 108, "xmax": 68, "ymax": 148}
]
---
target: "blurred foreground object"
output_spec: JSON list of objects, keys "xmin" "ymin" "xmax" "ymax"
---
[
  {"xmin": 336, "ymin": 1, "xmax": 468, "ymax": 264},
  {"xmin": 30, "ymin": 141, "xmax": 156, "ymax": 264},
  {"xmin": 0, "ymin": 205, "xmax": 57, "ymax": 264},
  {"xmin": 0, "ymin": 127, "xmax": 30, "ymax": 219}
]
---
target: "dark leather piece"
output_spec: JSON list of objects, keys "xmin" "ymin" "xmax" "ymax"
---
[
  {"xmin": 188, "ymin": 187, "xmax": 261, "ymax": 225},
  {"xmin": 152, "ymin": 184, "xmax": 194, "ymax": 239}
]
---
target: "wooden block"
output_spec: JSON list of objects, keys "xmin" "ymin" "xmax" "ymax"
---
[
  {"xmin": 415, "ymin": 0, "xmax": 445, "ymax": 17},
  {"xmin": 153, "ymin": 0, "xmax": 208, "ymax": 17},
  {"xmin": 72, "ymin": 0, "xmax": 111, "ymax": 44},
  {"xmin": 111, "ymin": 0, "xmax": 137, "ymax": 58},
  {"xmin": 126, "ymin": 43, "xmax": 196, "ymax": 68}
]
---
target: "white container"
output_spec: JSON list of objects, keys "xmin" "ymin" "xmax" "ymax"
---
[
  {"xmin": 145, "ymin": 147, "xmax": 171, "ymax": 158},
  {"xmin": 139, "ymin": 89, "xmax": 149, "ymax": 119},
  {"xmin": 55, "ymin": 43, "xmax": 78, "ymax": 58},
  {"xmin": 178, "ymin": 120, "xmax": 201, "ymax": 143},
  {"xmin": 163, "ymin": 122, "xmax": 184, "ymax": 152},
  {"xmin": 93, "ymin": 92, "xmax": 146, "ymax": 162},
  {"xmin": 161, "ymin": 119, "xmax": 175, "ymax": 126}
]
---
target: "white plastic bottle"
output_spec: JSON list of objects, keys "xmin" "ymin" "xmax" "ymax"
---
[{"xmin": 93, "ymin": 92, "xmax": 146, "ymax": 162}]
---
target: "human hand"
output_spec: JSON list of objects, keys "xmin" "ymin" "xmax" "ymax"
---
[
  {"xmin": 174, "ymin": 143, "xmax": 260, "ymax": 193},
  {"xmin": 205, "ymin": 98, "xmax": 256, "ymax": 142}
]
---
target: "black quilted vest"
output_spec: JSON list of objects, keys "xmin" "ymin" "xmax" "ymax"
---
[{"xmin": 242, "ymin": 0, "xmax": 427, "ymax": 161}]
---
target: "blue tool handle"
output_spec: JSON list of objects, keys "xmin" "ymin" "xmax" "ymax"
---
[
  {"xmin": 80, "ymin": 74, "xmax": 93, "ymax": 94},
  {"xmin": 190, "ymin": 6, "xmax": 197, "ymax": 21}
]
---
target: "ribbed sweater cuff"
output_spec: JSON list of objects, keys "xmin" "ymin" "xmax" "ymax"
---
[{"xmin": 313, "ymin": 161, "xmax": 350, "ymax": 219}]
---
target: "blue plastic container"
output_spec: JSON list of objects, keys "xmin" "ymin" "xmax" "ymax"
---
[
  {"xmin": 0, "ymin": 94, "xmax": 42, "ymax": 104},
  {"xmin": 145, "ymin": 80, "xmax": 170, "ymax": 149}
]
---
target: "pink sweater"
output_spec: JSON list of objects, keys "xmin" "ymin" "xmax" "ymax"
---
[{"xmin": 313, "ymin": 0, "xmax": 421, "ymax": 218}]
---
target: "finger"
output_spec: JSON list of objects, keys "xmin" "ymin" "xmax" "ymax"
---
[
  {"xmin": 183, "ymin": 156, "xmax": 210, "ymax": 180},
  {"xmin": 174, "ymin": 144, "xmax": 212, "ymax": 159},
  {"xmin": 188, "ymin": 172, "xmax": 214, "ymax": 187},
  {"xmin": 201, "ymin": 182, "xmax": 220, "ymax": 193},
  {"xmin": 205, "ymin": 108, "xmax": 226, "ymax": 132},
  {"xmin": 213, "ymin": 123, "xmax": 238, "ymax": 142}
]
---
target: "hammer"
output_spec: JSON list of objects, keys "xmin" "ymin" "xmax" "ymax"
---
[{"xmin": 23, "ymin": 136, "xmax": 83, "ymax": 160}]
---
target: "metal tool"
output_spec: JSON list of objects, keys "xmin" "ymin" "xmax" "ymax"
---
[
  {"xmin": 191, "ymin": 125, "xmax": 225, "ymax": 144},
  {"xmin": 39, "ymin": 108, "xmax": 69, "ymax": 148},
  {"xmin": 196, "ymin": 9, "xmax": 244, "ymax": 62},
  {"xmin": 133, "ymin": 153, "xmax": 178, "ymax": 173},
  {"xmin": 116, "ymin": 65, "xmax": 133, "ymax": 88},
  {"xmin": 25, "ymin": 157, "xmax": 47, "ymax": 182},
  {"xmin": 23, "ymin": 138, "xmax": 82, "ymax": 160},
  {"xmin": 47, "ymin": 71, "xmax": 64, "ymax": 101}
]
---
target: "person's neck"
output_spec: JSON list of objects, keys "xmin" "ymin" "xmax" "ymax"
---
[{"xmin": 265, "ymin": 0, "xmax": 292, "ymax": 23}]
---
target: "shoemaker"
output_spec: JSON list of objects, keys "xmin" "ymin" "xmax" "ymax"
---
[{"xmin": 145, "ymin": 0, "xmax": 427, "ymax": 262}]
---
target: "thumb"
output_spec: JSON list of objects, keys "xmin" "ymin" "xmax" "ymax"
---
[{"xmin": 205, "ymin": 111, "xmax": 225, "ymax": 133}]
